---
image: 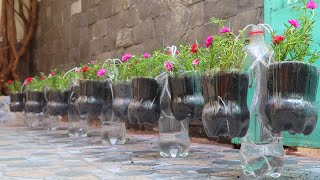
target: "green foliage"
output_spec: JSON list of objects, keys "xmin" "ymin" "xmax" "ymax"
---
[
  {"xmin": 44, "ymin": 70, "xmax": 72, "ymax": 91},
  {"xmin": 79, "ymin": 60, "xmax": 111, "ymax": 80},
  {"xmin": 197, "ymin": 18, "xmax": 247, "ymax": 74},
  {"xmin": 26, "ymin": 75, "xmax": 45, "ymax": 92},
  {"xmin": 5, "ymin": 80, "xmax": 22, "ymax": 94},
  {"xmin": 272, "ymin": 1, "xmax": 320, "ymax": 63}
]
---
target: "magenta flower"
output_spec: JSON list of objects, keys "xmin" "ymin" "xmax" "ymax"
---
[
  {"xmin": 90, "ymin": 60, "xmax": 95, "ymax": 64},
  {"xmin": 97, "ymin": 69, "xmax": 106, "ymax": 77},
  {"xmin": 306, "ymin": 0, "xmax": 318, "ymax": 9},
  {"xmin": 192, "ymin": 58, "xmax": 199, "ymax": 66},
  {"xmin": 143, "ymin": 53, "xmax": 151, "ymax": 58},
  {"xmin": 164, "ymin": 61, "xmax": 173, "ymax": 71},
  {"xmin": 205, "ymin": 36, "xmax": 213, "ymax": 48},
  {"xmin": 288, "ymin": 19, "xmax": 300, "ymax": 28},
  {"xmin": 121, "ymin": 53, "xmax": 132, "ymax": 62},
  {"xmin": 220, "ymin": 26, "xmax": 231, "ymax": 34}
]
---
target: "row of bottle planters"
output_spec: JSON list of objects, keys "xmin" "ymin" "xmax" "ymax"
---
[{"xmin": 10, "ymin": 62, "xmax": 319, "ymax": 137}]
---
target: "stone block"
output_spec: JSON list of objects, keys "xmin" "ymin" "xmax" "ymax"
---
[
  {"xmin": 71, "ymin": 0, "xmax": 82, "ymax": 16},
  {"xmin": 181, "ymin": 0, "xmax": 203, "ymax": 6},
  {"xmin": 238, "ymin": 0, "xmax": 255, "ymax": 13},
  {"xmin": 54, "ymin": 39, "xmax": 63, "ymax": 54},
  {"xmin": 103, "ymin": 35, "xmax": 116, "ymax": 52},
  {"xmin": 69, "ymin": 48, "xmax": 80, "ymax": 64},
  {"xmin": 87, "ymin": 8, "xmax": 99, "ymax": 25},
  {"xmin": 80, "ymin": 27, "xmax": 89, "ymax": 44},
  {"xmin": 93, "ymin": 20, "xmax": 107, "ymax": 39},
  {"xmin": 80, "ymin": 13, "xmax": 88, "ymax": 27},
  {"xmin": 116, "ymin": 28, "xmax": 133, "ymax": 48},
  {"xmin": 80, "ymin": 42, "xmax": 89, "ymax": 61},
  {"xmin": 120, "ymin": 7, "xmax": 139, "ymax": 28},
  {"xmin": 124, "ymin": 38, "xmax": 162, "ymax": 55},
  {"xmin": 98, "ymin": 0, "xmax": 113, "ymax": 19},
  {"xmin": 188, "ymin": 0, "xmax": 204, "ymax": 28},
  {"xmin": 136, "ymin": 0, "xmax": 170, "ymax": 21},
  {"xmin": 204, "ymin": 0, "xmax": 238, "ymax": 22},
  {"xmin": 255, "ymin": 0, "xmax": 264, "ymax": 8},
  {"xmin": 90, "ymin": 39, "xmax": 103, "ymax": 56},
  {"xmin": 112, "ymin": 0, "xmax": 130, "ymax": 14},
  {"xmin": 70, "ymin": 28, "xmax": 80, "ymax": 47},
  {"xmin": 230, "ymin": 9, "xmax": 258, "ymax": 31},
  {"xmin": 63, "ymin": 6, "xmax": 71, "ymax": 22},
  {"xmin": 132, "ymin": 20, "xmax": 154, "ymax": 44}
]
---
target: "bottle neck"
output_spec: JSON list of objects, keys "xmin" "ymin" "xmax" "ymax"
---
[{"xmin": 249, "ymin": 31, "xmax": 265, "ymax": 43}]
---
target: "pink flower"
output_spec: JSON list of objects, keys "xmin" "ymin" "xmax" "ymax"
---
[
  {"xmin": 121, "ymin": 53, "xmax": 132, "ymax": 62},
  {"xmin": 50, "ymin": 71, "xmax": 55, "ymax": 76},
  {"xmin": 143, "ymin": 53, "xmax": 151, "ymax": 58},
  {"xmin": 306, "ymin": 0, "xmax": 318, "ymax": 9},
  {"xmin": 205, "ymin": 36, "xmax": 213, "ymax": 48},
  {"xmin": 90, "ymin": 60, "xmax": 95, "ymax": 64},
  {"xmin": 164, "ymin": 61, "xmax": 173, "ymax": 71},
  {"xmin": 192, "ymin": 58, "xmax": 199, "ymax": 66},
  {"xmin": 288, "ymin": 19, "xmax": 300, "ymax": 28},
  {"xmin": 97, "ymin": 69, "xmax": 106, "ymax": 77},
  {"xmin": 220, "ymin": 26, "xmax": 231, "ymax": 34},
  {"xmin": 75, "ymin": 68, "xmax": 80, "ymax": 73}
]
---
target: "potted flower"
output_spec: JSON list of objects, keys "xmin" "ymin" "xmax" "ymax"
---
[
  {"xmin": 266, "ymin": 0, "xmax": 320, "ymax": 135},
  {"xmin": 76, "ymin": 60, "xmax": 112, "ymax": 117},
  {"xmin": 5, "ymin": 80, "xmax": 24, "ymax": 112},
  {"xmin": 24, "ymin": 75, "xmax": 46, "ymax": 127},
  {"xmin": 165, "ymin": 44, "xmax": 204, "ymax": 121},
  {"xmin": 198, "ymin": 18, "xmax": 250, "ymax": 138},
  {"xmin": 44, "ymin": 70, "xmax": 71, "ymax": 116},
  {"xmin": 126, "ymin": 52, "xmax": 164, "ymax": 125}
]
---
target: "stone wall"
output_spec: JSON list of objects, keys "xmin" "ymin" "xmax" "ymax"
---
[{"xmin": 32, "ymin": 0, "xmax": 263, "ymax": 73}]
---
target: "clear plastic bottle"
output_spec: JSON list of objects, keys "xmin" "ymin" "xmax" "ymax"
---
[
  {"xmin": 101, "ymin": 119, "xmax": 126, "ymax": 145},
  {"xmin": 158, "ymin": 75, "xmax": 190, "ymax": 158},
  {"xmin": 240, "ymin": 25, "xmax": 285, "ymax": 178}
]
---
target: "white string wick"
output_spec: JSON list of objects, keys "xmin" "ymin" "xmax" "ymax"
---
[
  {"xmin": 218, "ymin": 96, "xmax": 229, "ymax": 132},
  {"xmin": 63, "ymin": 67, "xmax": 77, "ymax": 78}
]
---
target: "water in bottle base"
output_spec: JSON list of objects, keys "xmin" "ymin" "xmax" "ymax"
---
[
  {"xmin": 68, "ymin": 128, "xmax": 88, "ymax": 137},
  {"xmin": 101, "ymin": 136, "xmax": 126, "ymax": 145},
  {"xmin": 101, "ymin": 122, "xmax": 126, "ymax": 145},
  {"xmin": 240, "ymin": 142, "xmax": 285, "ymax": 178}
]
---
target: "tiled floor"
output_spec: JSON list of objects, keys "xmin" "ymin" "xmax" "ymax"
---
[{"xmin": 0, "ymin": 124, "xmax": 319, "ymax": 180}]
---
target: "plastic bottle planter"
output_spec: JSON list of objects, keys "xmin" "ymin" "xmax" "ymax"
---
[
  {"xmin": 201, "ymin": 72, "xmax": 250, "ymax": 138},
  {"xmin": 168, "ymin": 75, "xmax": 204, "ymax": 121},
  {"xmin": 76, "ymin": 80, "xmax": 107, "ymax": 117},
  {"xmin": 128, "ymin": 78, "xmax": 161, "ymax": 125},
  {"xmin": 265, "ymin": 62, "xmax": 319, "ymax": 135},
  {"xmin": 112, "ymin": 81, "xmax": 131, "ymax": 122},
  {"xmin": 25, "ymin": 91, "xmax": 45, "ymax": 113},
  {"xmin": 9, "ymin": 93, "xmax": 24, "ymax": 112},
  {"xmin": 47, "ymin": 90, "xmax": 69, "ymax": 116},
  {"xmin": 68, "ymin": 86, "xmax": 88, "ymax": 137},
  {"xmin": 25, "ymin": 91, "xmax": 45, "ymax": 127}
]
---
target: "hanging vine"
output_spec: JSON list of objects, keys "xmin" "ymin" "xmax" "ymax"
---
[{"xmin": 0, "ymin": 0, "xmax": 37, "ymax": 95}]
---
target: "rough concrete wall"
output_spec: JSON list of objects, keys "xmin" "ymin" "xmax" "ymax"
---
[{"xmin": 32, "ymin": 0, "xmax": 263, "ymax": 73}]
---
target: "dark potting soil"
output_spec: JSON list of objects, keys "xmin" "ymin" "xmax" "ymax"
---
[
  {"xmin": 25, "ymin": 91, "xmax": 45, "ymax": 113},
  {"xmin": 9, "ymin": 93, "xmax": 24, "ymax": 112},
  {"xmin": 46, "ymin": 90, "xmax": 69, "ymax": 116},
  {"xmin": 76, "ymin": 80, "xmax": 111, "ymax": 116},
  {"xmin": 201, "ymin": 72, "xmax": 249, "ymax": 138},
  {"xmin": 169, "ymin": 75, "xmax": 204, "ymax": 121},
  {"xmin": 112, "ymin": 82, "xmax": 131, "ymax": 122},
  {"xmin": 128, "ymin": 78, "xmax": 161, "ymax": 125},
  {"xmin": 265, "ymin": 62, "xmax": 319, "ymax": 135}
]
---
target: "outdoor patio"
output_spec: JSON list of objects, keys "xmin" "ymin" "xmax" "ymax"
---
[{"xmin": 0, "ymin": 124, "xmax": 319, "ymax": 180}]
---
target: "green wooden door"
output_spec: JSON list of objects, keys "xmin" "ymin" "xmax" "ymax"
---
[
  {"xmin": 264, "ymin": 0, "xmax": 320, "ymax": 148},
  {"xmin": 233, "ymin": 0, "xmax": 320, "ymax": 148}
]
